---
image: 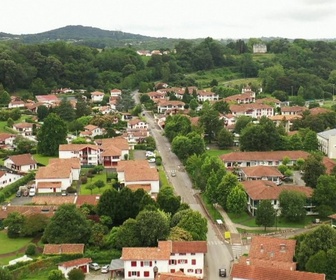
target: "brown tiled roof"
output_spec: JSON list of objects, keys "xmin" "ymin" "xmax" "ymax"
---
[
  {"xmin": 323, "ymin": 157, "xmax": 336, "ymax": 174},
  {"xmin": 35, "ymin": 165, "xmax": 71, "ymax": 179},
  {"xmin": 128, "ymin": 118, "xmax": 146, "ymax": 125},
  {"xmin": 269, "ymin": 115, "xmax": 302, "ymax": 121},
  {"xmin": 0, "ymin": 133, "xmax": 15, "ymax": 141},
  {"xmin": 309, "ymin": 107, "xmax": 332, "ymax": 115},
  {"xmin": 49, "ymin": 158, "xmax": 81, "ymax": 169},
  {"xmin": 84, "ymin": 124, "xmax": 98, "ymax": 131},
  {"xmin": 240, "ymin": 166, "xmax": 283, "ymax": 177},
  {"xmin": 220, "ymin": 150, "xmax": 309, "ymax": 162},
  {"xmin": 255, "ymin": 97, "xmax": 281, "ymax": 104},
  {"xmin": 101, "ymin": 145, "xmax": 121, "ymax": 157},
  {"xmin": 231, "ymin": 263, "xmax": 325, "ymax": 280},
  {"xmin": 242, "ymin": 180, "xmax": 313, "ymax": 200},
  {"xmin": 59, "ymin": 257, "xmax": 92, "ymax": 268},
  {"xmin": 117, "ymin": 160, "xmax": 159, "ymax": 182},
  {"xmin": 0, "ymin": 205, "xmax": 57, "ymax": 219},
  {"xmin": 7, "ymin": 153, "xmax": 36, "ymax": 166},
  {"xmin": 329, "ymin": 213, "xmax": 336, "ymax": 219},
  {"xmin": 32, "ymin": 196, "xmax": 75, "ymax": 205},
  {"xmin": 75, "ymin": 195, "xmax": 100, "ymax": 207},
  {"xmin": 230, "ymin": 103, "xmax": 273, "ymax": 113},
  {"xmin": 91, "ymin": 91, "xmax": 104, "ymax": 96},
  {"xmin": 43, "ymin": 244, "xmax": 85, "ymax": 255},
  {"xmin": 98, "ymin": 137, "xmax": 129, "ymax": 151},
  {"xmin": 125, "ymin": 184, "xmax": 151, "ymax": 192},
  {"xmin": 249, "ymin": 236, "xmax": 296, "ymax": 263},
  {"xmin": 122, "ymin": 241, "xmax": 172, "ymax": 260},
  {"xmin": 156, "ymin": 271, "xmax": 198, "ymax": 280},
  {"xmin": 172, "ymin": 241, "xmax": 207, "ymax": 254},
  {"xmin": 239, "ymin": 256, "xmax": 296, "ymax": 271},
  {"xmin": 158, "ymin": 100, "xmax": 185, "ymax": 106},
  {"xmin": 281, "ymin": 106, "xmax": 306, "ymax": 113},
  {"xmin": 225, "ymin": 92, "xmax": 255, "ymax": 102},
  {"xmin": 59, "ymin": 144, "xmax": 100, "ymax": 151},
  {"xmin": 36, "ymin": 94, "xmax": 59, "ymax": 102},
  {"xmin": 36, "ymin": 182, "xmax": 62, "ymax": 189}
]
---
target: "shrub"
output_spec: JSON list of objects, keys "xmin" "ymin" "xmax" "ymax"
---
[
  {"xmin": 68, "ymin": 268, "xmax": 85, "ymax": 280},
  {"xmin": 80, "ymin": 176, "xmax": 88, "ymax": 184},
  {"xmin": 25, "ymin": 243, "xmax": 37, "ymax": 256},
  {"xmin": 66, "ymin": 186, "xmax": 77, "ymax": 194}
]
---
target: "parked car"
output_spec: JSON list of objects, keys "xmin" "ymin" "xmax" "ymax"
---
[
  {"xmin": 146, "ymin": 151, "xmax": 155, "ymax": 158},
  {"xmin": 101, "ymin": 265, "xmax": 110, "ymax": 273},
  {"xmin": 29, "ymin": 188, "xmax": 36, "ymax": 197},
  {"xmin": 219, "ymin": 268, "xmax": 227, "ymax": 277},
  {"xmin": 148, "ymin": 157, "xmax": 156, "ymax": 163},
  {"xmin": 89, "ymin": 262, "xmax": 100, "ymax": 271},
  {"xmin": 16, "ymin": 190, "xmax": 21, "ymax": 197},
  {"xmin": 171, "ymin": 170, "xmax": 176, "ymax": 177}
]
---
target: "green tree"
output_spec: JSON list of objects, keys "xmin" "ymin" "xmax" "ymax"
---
[
  {"xmin": 255, "ymin": 200, "xmax": 276, "ymax": 231},
  {"xmin": 6, "ymin": 117, "xmax": 14, "ymax": 127},
  {"xmin": 0, "ymin": 267, "xmax": 13, "ymax": 280},
  {"xmin": 37, "ymin": 113, "xmax": 67, "ymax": 156},
  {"xmin": 305, "ymin": 250, "xmax": 327, "ymax": 275},
  {"xmin": 48, "ymin": 269, "xmax": 66, "ymax": 280},
  {"xmin": 37, "ymin": 105, "xmax": 49, "ymax": 121},
  {"xmin": 205, "ymin": 170, "xmax": 219, "ymax": 203},
  {"xmin": 85, "ymin": 183, "xmax": 96, "ymax": 194},
  {"xmin": 107, "ymin": 219, "xmax": 141, "ymax": 249},
  {"xmin": 42, "ymin": 204, "xmax": 91, "ymax": 244},
  {"xmin": 157, "ymin": 186, "xmax": 181, "ymax": 215},
  {"xmin": 68, "ymin": 268, "xmax": 85, "ymax": 280},
  {"xmin": 279, "ymin": 190, "xmax": 306, "ymax": 222},
  {"xmin": 176, "ymin": 209, "xmax": 208, "ymax": 240},
  {"xmin": 313, "ymin": 175, "xmax": 336, "ymax": 217},
  {"xmin": 216, "ymin": 173, "xmax": 240, "ymax": 210},
  {"xmin": 217, "ymin": 128, "xmax": 234, "ymax": 149},
  {"xmin": 75, "ymin": 99, "xmax": 91, "ymax": 118},
  {"xmin": 164, "ymin": 115, "xmax": 192, "ymax": 142},
  {"xmin": 95, "ymin": 179, "xmax": 105, "ymax": 191},
  {"xmin": 302, "ymin": 153, "xmax": 326, "ymax": 188},
  {"xmin": 168, "ymin": 226, "xmax": 193, "ymax": 241},
  {"xmin": 13, "ymin": 135, "xmax": 36, "ymax": 154},
  {"xmin": 3, "ymin": 212, "xmax": 25, "ymax": 238},
  {"xmin": 25, "ymin": 243, "xmax": 37, "ymax": 256},
  {"xmin": 89, "ymin": 222, "xmax": 108, "ymax": 248},
  {"xmin": 55, "ymin": 98, "xmax": 76, "ymax": 122},
  {"xmin": 0, "ymin": 89, "xmax": 10, "ymax": 106},
  {"xmin": 199, "ymin": 103, "xmax": 224, "ymax": 143},
  {"xmin": 303, "ymin": 130, "xmax": 318, "ymax": 151},
  {"xmin": 22, "ymin": 213, "xmax": 49, "ymax": 237},
  {"xmin": 136, "ymin": 210, "xmax": 170, "ymax": 246},
  {"xmin": 227, "ymin": 185, "xmax": 247, "ymax": 214},
  {"xmin": 234, "ymin": 116, "xmax": 252, "ymax": 134}
]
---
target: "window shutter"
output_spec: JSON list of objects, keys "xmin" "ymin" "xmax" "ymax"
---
[
  {"xmin": 137, "ymin": 271, "xmax": 140, "ymax": 277},
  {"xmin": 128, "ymin": 271, "xmax": 131, "ymax": 277},
  {"xmin": 150, "ymin": 261, "xmax": 152, "ymax": 267},
  {"xmin": 141, "ymin": 261, "xmax": 143, "ymax": 267}
]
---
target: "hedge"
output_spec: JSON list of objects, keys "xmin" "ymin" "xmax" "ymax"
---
[{"xmin": 0, "ymin": 172, "xmax": 35, "ymax": 203}]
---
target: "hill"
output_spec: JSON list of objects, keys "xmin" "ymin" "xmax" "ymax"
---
[{"xmin": 0, "ymin": 25, "xmax": 189, "ymax": 49}]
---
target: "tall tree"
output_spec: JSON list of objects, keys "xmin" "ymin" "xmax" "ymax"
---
[
  {"xmin": 302, "ymin": 153, "xmax": 326, "ymax": 188},
  {"xmin": 37, "ymin": 113, "xmax": 67, "ymax": 156},
  {"xmin": 55, "ymin": 98, "xmax": 76, "ymax": 122},
  {"xmin": 313, "ymin": 175, "xmax": 336, "ymax": 217},
  {"xmin": 227, "ymin": 185, "xmax": 247, "ymax": 214},
  {"xmin": 199, "ymin": 103, "xmax": 224, "ymax": 143},
  {"xmin": 216, "ymin": 173, "xmax": 240, "ymax": 210},
  {"xmin": 37, "ymin": 105, "xmax": 49, "ymax": 121},
  {"xmin": 255, "ymin": 200, "xmax": 276, "ymax": 231},
  {"xmin": 42, "ymin": 204, "xmax": 91, "ymax": 244},
  {"xmin": 217, "ymin": 128, "xmax": 234, "ymax": 149},
  {"xmin": 176, "ymin": 209, "xmax": 208, "ymax": 240},
  {"xmin": 279, "ymin": 190, "xmax": 306, "ymax": 222},
  {"xmin": 3, "ymin": 212, "xmax": 25, "ymax": 238}
]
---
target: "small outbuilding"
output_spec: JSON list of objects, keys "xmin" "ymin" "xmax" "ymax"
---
[{"xmin": 58, "ymin": 257, "xmax": 92, "ymax": 278}]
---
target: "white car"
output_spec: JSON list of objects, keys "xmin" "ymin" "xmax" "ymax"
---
[
  {"xmin": 89, "ymin": 262, "xmax": 100, "ymax": 271},
  {"xmin": 101, "ymin": 265, "xmax": 110, "ymax": 273},
  {"xmin": 146, "ymin": 151, "xmax": 155, "ymax": 157},
  {"xmin": 29, "ymin": 188, "xmax": 36, "ymax": 197},
  {"xmin": 148, "ymin": 157, "xmax": 156, "ymax": 163}
]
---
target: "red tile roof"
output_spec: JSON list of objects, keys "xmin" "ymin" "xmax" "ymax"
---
[
  {"xmin": 32, "ymin": 195, "xmax": 75, "ymax": 205},
  {"xmin": 7, "ymin": 153, "xmax": 36, "ymax": 166},
  {"xmin": 172, "ymin": 241, "xmax": 207, "ymax": 254},
  {"xmin": 117, "ymin": 160, "xmax": 159, "ymax": 182},
  {"xmin": 309, "ymin": 107, "xmax": 332, "ymax": 115},
  {"xmin": 0, "ymin": 205, "xmax": 57, "ymax": 219},
  {"xmin": 281, "ymin": 106, "xmax": 306, "ymax": 113},
  {"xmin": 59, "ymin": 144, "xmax": 100, "ymax": 151},
  {"xmin": 75, "ymin": 195, "xmax": 100, "ymax": 206},
  {"xmin": 122, "ymin": 241, "xmax": 172, "ymax": 260},
  {"xmin": 43, "ymin": 244, "xmax": 85, "ymax": 255},
  {"xmin": 59, "ymin": 257, "xmax": 92, "ymax": 268},
  {"xmin": 156, "ymin": 271, "xmax": 198, "ymax": 280},
  {"xmin": 231, "ymin": 263, "xmax": 325, "ymax": 280},
  {"xmin": 35, "ymin": 94, "xmax": 59, "ymax": 103},
  {"xmin": 242, "ymin": 181, "xmax": 313, "ymax": 200},
  {"xmin": 240, "ymin": 166, "xmax": 283, "ymax": 177},
  {"xmin": 239, "ymin": 256, "xmax": 296, "ymax": 271}
]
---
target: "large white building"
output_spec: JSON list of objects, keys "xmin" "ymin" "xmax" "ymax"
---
[
  {"xmin": 122, "ymin": 241, "xmax": 207, "ymax": 279},
  {"xmin": 317, "ymin": 128, "xmax": 336, "ymax": 159}
]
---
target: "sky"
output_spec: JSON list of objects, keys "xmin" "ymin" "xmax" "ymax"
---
[{"xmin": 1, "ymin": 0, "xmax": 336, "ymax": 40}]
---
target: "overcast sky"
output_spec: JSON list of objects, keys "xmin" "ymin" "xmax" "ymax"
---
[{"xmin": 1, "ymin": 0, "xmax": 336, "ymax": 39}]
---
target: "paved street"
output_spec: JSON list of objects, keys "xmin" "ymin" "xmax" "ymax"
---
[{"xmin": 136, "ymin": 91, "xmax": 233, "ymax": 279}]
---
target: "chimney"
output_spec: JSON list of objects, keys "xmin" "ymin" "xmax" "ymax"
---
[
  {"xmin": 246, "ymin": 259, "xmax": 250, "ymax": 265},
  {"xmin": 260, "ymin": 244, "xmax": 264, "ymax": 253},
  {"xmin": 280, "ymin": 244, "xmax": 286, "ymax": 252}
]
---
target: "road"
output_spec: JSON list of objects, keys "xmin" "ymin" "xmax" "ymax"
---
[{"xmin": 134, "ymin": 91, "xmax": 233, "ymax": 279}]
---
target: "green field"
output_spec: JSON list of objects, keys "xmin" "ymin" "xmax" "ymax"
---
[
  {"xmin": 0, "ymin": 230, "xmax": 32, "ymax": 255},
  {"xmin": 206, "ymin": 148, "xmax": 232, "ymax": 157},
  {"xmin": 33, "ymin": 154, "xmax": 57, "ymax": 166},
  {"xmin": 79, "ymin": 169, "xmax": 111, "ymax": 195}
]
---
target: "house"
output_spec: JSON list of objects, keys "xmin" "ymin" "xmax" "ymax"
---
[
  {"xmin": 255, "ymin": 97, "xmax": 281, "ymax": 108},
  {"xmin": 224, "ymin": 88, "xmax": 256, "ymax": 104},
  {"xmin": 281, "ymin": 106, "xmax": 306, "ymax": 115},
  {"xmin": 229, "ymin": 103, "xmax": 274, "ymax": 118},
  {"xmin": 110, "ymin": 88, "xmax": 122, "ymax": 97},
  {"xmin": 59, "ymin": 144, "xmax": 101, "ymax": 166},
  {"xmin": 317, "ymin": 128, "xmax": 336, "ymax": 158},
  {"xmin": 123, "ymin": 129, "xmax": 150, "ymax": 146},
  {"xmin": 156, "ymin": 271, "xmax": 198, "ymax": 280},
  {"xmin": 157, "ymin": 100, "xmax": 185, "ymax": 114},
  {"xmin": 242, "ymin": 180, "xmax": 314, "ymax": 216},
  {"xmin": 148, "ymin": 91, "xmax": 167, "ymax": 102},
  {"xmin": 97, "ymin": 137, "xmax": 130, "ymax": 161},
  {"xmin": 269, "ymin": 115, "xmax": 301, "ymax": 132},
  {"xmin": 80, "ymin": 125, "xmax": 104, "ymax": 138},
  {"xmin": 220, "ymin": 150, "xmax": 309, "ymax": 169},
  {"xmin": 197, "ymin": 90, "xmax": 219, "ymax": 102},
  {"xmin": 8, "ymin": 99, "xmax": 25, "ymax": 108},
  {"xmin": 43, "ymin": 244, "xmax": 85, "ymax": 255},
  {"xmin": 4, "ymin": 153, "xmax": 37, "ymax": 173},
  {"xmin": 35, "ymin": 94, "xmax": 59, "ymax": 104},
  {"xmin": 127, "ymin": 118, "xmax": 148, "ymax": 130},
  {"xmin": 98, "ymin": 105, "xmax": 112, "ymax": 115},
  {"xmin": 231, "ymin": 236, "xmax": 325, "ymax": 279},
  {"xmin": 109, "ymin": 96, "xmax": 118, "ymax": 111},
  {"xmin": 239, "ymin": 166, "xmax": 283, "ymax": 185},
  {"xmin": 117, "ymin": 160, "xmax": 159, "ymax": 193},
  {"xmin": 35, "ymin": 158, "xmax": 80, "ymax": 194},
  {"xmin": 12, "ymin": 122, "xmax": 36, "ymax": 136},
  {"xmin": 90, "ymin": 91, "xmax": 104, "ymax": 102},
  {"xmin": 58, "ymin": 258, "xmax": 92, "ymax": 278},
  {"xmin": 122, "ymin": 241, "xmax": 207, "ymax": 279},
  {"xmin": 253, "ymin": 44, "xmax": 267, "ymax": 54},
  {"xmin": 0, "ymin": 171, "xmax": 22, "ymax": 189},
  {"xmin": 0, "ymin": 205, "xmax": 57, "ymax": 220},
  {"xmin": 0, "ymin": 133, "xmax": 16, "ymax": 149}
]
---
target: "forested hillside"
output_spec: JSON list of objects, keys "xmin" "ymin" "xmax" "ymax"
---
[{"xmin": 1, "ymin": 37, "xmax": 336, "ymax": 103}]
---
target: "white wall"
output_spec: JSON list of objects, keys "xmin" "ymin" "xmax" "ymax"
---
[
  {"xmin": 0, "ymin": 173, "xmax": 22, "ymax": 188},
  {"xmin": 124, "ymin": 259, "xmax": 169, "ymax": 279},
  {"xmin": 168, "ymin": 253, "xmax": 204, "ymax": 279}
]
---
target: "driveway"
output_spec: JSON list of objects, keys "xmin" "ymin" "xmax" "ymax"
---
[
  {"xmin": 85, "ymin": 272, "xmax": 113, "ymax": 280},
  {"xmin": 133, "ymin": 150, "xmax": 146, "ymax": 160}
]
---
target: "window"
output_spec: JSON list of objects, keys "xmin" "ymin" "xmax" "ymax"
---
[
  {"xmin": 170, "ymin": 269, "xmax": 175, "ymax": 273},
  {"xmin": 144, "ymin": 271, "xmax": 150, "ymax": 277},
  {"xmin": 142, "ymin": 261, "xmax": 150, "ymax": 267},
  {"xmin": 191, "ymin": 253, "xmax": 196, "ymax": 255},
  {"xmin": 170, "ymin": 259, "xmax": 177, "ymax": 265},
  {"xmin": 192, "ymin": 259, "xmax": 196, "ymax": 265},
  {"xmin": 179, "ymin": 253, "xmax": 186, "ymax": 256},
  {"xmin": 131, "ymin": 261, "xmax": 137, "ymax": 267},
  {"xmin": 178, "ymin": 259, "xmax": 187, "ymax": 264},
  {"xmin": 195, "ymin": 269, "xmax": 202, "ymax": 274},
  {"xmin": 187, "ymin": 269, "xmax": 194, "ymax": 273}
]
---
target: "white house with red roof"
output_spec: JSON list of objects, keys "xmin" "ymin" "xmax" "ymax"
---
[
  {"xmin": 4, "ymin": 153, "xmax": 37, "ymax": 173},
  {"xmin": 0, "ymin": 133, "xmax": 16, "ymax": 149},
  {"xmin": 230, "ymin": 103, "xmax": 274, "ymax": 118},
  {"xmin": 122, "ymin": 241, "xmax": 207, "ymax": 279},
  {"xmin": 197, "ymin": 90, "xmax": 219, "ymax": 102},
  {"xmin": 110, "ymin": 88, "xmax": 122, "ymax": 97},
  {"xmin": 8, "ymin": 99, "xmax": 25, "ymax": 109},
  {"xmin": 147, "ymin": 91, "xmax": 167, "ymax": 102},
  {"xmin": 117, "ymin": 160, "xmax": 159, "ymax": 193},
  {"xmin": 91, "ymin": 91, "xmax": 104, "ymax": 102},
  {"xmin": 58, "ymin": 258, "xmax": 92, "ymax": 278},
  {"xmin": 281, "ymin": 106, "xmax": 306, "ymax": 116},
  {"xmin": 225, "ymin": 88, "xmax": 256, "ymax": 104},
  {"xmin": 59, "ymin": 144, "xmax": 101, "ymax": 166},
  {"xmin": 97, "ymin": 137, "xmax": 130, "ymax": 165},
  {"xmin": 80, "ymin": 125, "xmax": 104, "ymax": 138},
  {"xmin": 35, "ymin": 158, "xmax": 81, "ymax": 194},
  {"xmin": 12, "ymin": 123, "xmax": 37, "ymax": 136},
  {"xmin": 157, "ymin": 100, "xmax": 185, "ymax": 114},
  {"xmin": 35, "ymin": 94, "xmax": 59, "ymax": 104},
  {"xmin": 127, "ymin": 118, "xmax": 148, "ymax": 130},
  {"xmin": 269, "ymin": 114, "xmax": 302, "ymax": 132},
  {"xmin": 239, "ymin": 166, "xmax": 283, "ymax": 185},
  {"xmin": 0, "ymin": 170, "xmax": 22, "ymax": 189}
]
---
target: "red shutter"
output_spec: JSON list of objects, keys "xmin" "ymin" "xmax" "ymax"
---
[
  {"xmin": 192, "ymin": 259, "xmax": 196, "ymax": 265},
  {"xmin": 128, "ymin": 271, "xmax": 131, "ymax": 277},
  {"xmin": 150, "ymin": 261, "xmax": 152, "ymax": 267},
  {"xmin": 137, "ymin": 271, "xmax": 140, "ymax": 277},
  {"xmin": 141, "ymin": 261, "xmax": 143, "ymax": 267}
]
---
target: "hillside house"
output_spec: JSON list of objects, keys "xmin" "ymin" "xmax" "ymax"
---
[
  {"xmin": 157, "ymin": 100, "xmax": 185, "ymax": 114},
  {"xmin": 110, "ymin": 88, "xmax": 122, "ymax": 97},
  {"xmin": 4, "ymin": 153, "xmax": 37, "ymax": 173},
  {"xmin": 317, "ymin": 128, "xmax": 336, "ymax": 159},
  {"xmin": 0, "ymin": 171, "xmax": 22, "ymax": 189},
  {"xmin": 91, "ymin": 91, "xmax": 104, "ymax": 102},
  {"xmin": 59, "ymin": 144, "xmax": 101, "ymax": 166},
  {"xmin": 58, "ymin": 258, "xmax": 92, "ymax": 278}
]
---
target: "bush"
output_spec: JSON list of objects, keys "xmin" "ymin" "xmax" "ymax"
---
[
  {"xmin": 25, "ymin": 243, "xmax": 37, "ymax": 256},
  {"xmin": 66, "ymin": 186, "xmax": 77, "ymax": 194},
  {"xmin": 80, "ymin": 176, "xmax": 88, "ymax": 184},
  {"xmin": 155, "ymin": 157, "xmax": 162, "ymax": 166},
  {"xmin": 68, "ymin": 268, "xmax": 85, "ymax": 280}
]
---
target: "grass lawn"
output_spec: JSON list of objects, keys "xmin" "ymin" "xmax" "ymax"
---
[
  {"xmin": 206, "ymin": 149, "xmax": 232, "ymax": 157},
  {"xmin": 0, "ymin": 230, "xmax": 33, "ymax": 255},
  {"xmin": 228, "ymin": 212, "xmax": 257, "ymax": 227},
  {"xmin": 33, "ymin": 154, "xmax": 57, "ymax": 166},
  {"xmin": 158, "ymin": 166, "xmax": 171, "ymax": 187},
  {"xmin": 79, "ymin": 170, "xmax": 111, "ymax": 195},
  {"xmin": 200, "ymin": 193, "xmax": 223, "ymax": 222},
  {"xmin": 19, "ymin": 266, "xmax": 57, "ymax": 280}
]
